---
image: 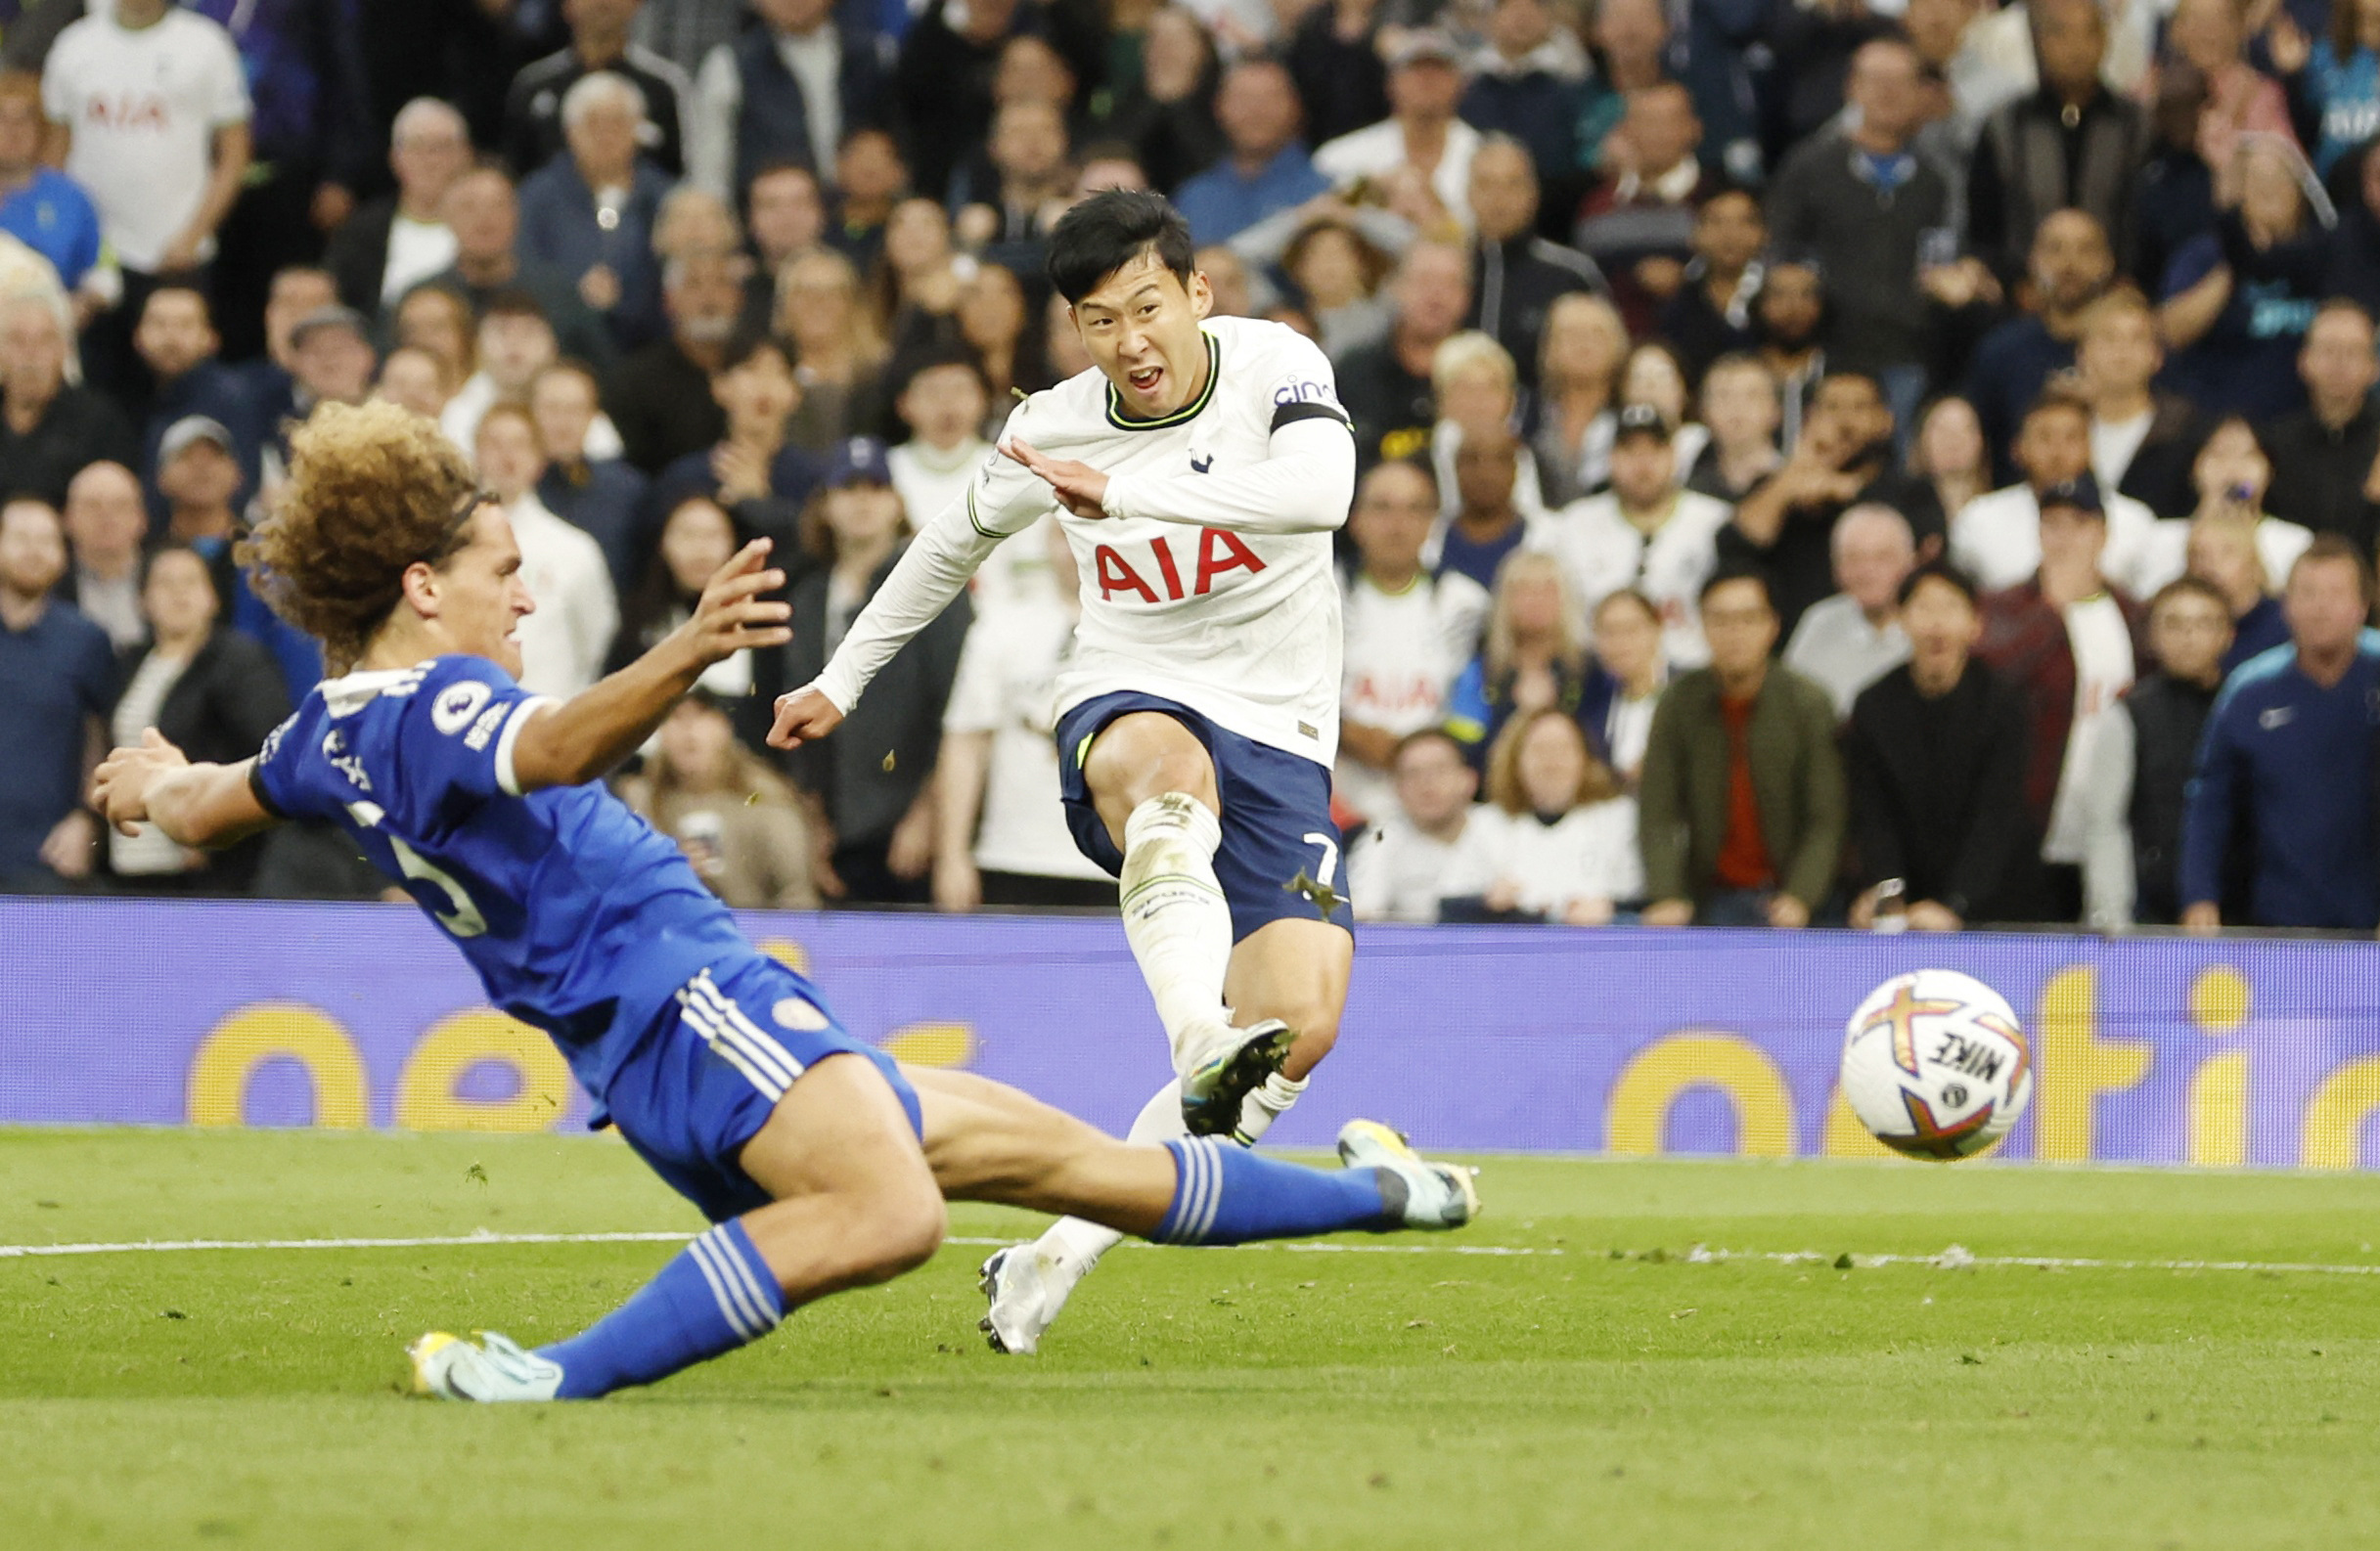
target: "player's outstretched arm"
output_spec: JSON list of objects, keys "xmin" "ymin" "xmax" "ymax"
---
[
  {"xmin": 92, "ymin": 731, "xmax": 278, "ymax": 850},
  {"xmin": 510, "ymin": 539, "xmax": 792, "ymax": 791},
  {"xmin": 1006, "ymin": 418, "xmax": 1357, "ymax": 536}
]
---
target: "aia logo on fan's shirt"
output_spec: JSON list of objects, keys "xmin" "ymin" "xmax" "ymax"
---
[
  {"xmin": 1346, "ymin": 670, "xmax": 1441, "ymax": 721},
  {"xmin": 83, "ymin": 95, "xmax": 171, "ymax": 132},
  {"xmin": 1092, "ymin": 528, "xmax": 1266, "ymax": 602}
]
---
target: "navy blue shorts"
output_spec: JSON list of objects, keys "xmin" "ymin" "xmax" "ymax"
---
[
  {"xmin": 600, "ymin": 954, "xmax": 922, "ymax": 1224},
  {"xmin": 1055, "ymin": 690, "xmax": 1356, "ymax": 942}
]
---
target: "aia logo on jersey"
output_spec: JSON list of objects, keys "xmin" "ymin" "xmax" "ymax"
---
[
  {"xmin": 1094, "ymin": 528, "xmax": 1265, "ymax": 602},
  {"xmin": 85, "ymin": 95, "xmax": 169, "ymax": 132}
]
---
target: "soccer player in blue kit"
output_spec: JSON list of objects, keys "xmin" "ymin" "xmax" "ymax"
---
[{"xmin": 90, "ymin": 401, "xmax": 1476, "ymax": 1402}]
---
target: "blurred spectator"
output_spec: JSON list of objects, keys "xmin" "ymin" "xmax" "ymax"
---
[
  {"xmin": 886, "ymin": 349, "xmax": 991, "ymax": 530},
  {"xmin": 1426, "ymin": 331, "xmax": 1550, "ymax": 532},
  {"xmin": 508, "ymin": 0, "xmax": 690, "ymax": 180},
  {"xmin": 1348, "ymin": 728, "xmax": 1499, "ymax": 924},
  {"xmin": 1434, "ymin": 422, "xmax": 1531, "ymax": 593},
  {"xmin": 392, "ymin": 281, "xmax": 478, "ymax": 391},
  {"xmin": 932, "ymin": 519, "xmax": 1111, "ymax": 910},
  {"xmin": 104, "ymin": 543, "xmax": 287, "ymax": 895},
  {"xmin": 1752, "ymin": 257, "xmax": 1828, "ymax": 447},
  {"xmin": 1527, "ymin": 290, "xmax": 1628, "ymax": 506},
  {"xmin": 0, "ymin": 496, "xmax": 112, "ymax": 889},
  {"xmin": 1659, "ymin": 187, "xmax": 1766, "ymax": 385},
  {"xmin": 132, "ymin": 287, "xmax": 259, "ymax": 525},
  {"xmin": 2132, "ymin": 60, "xmax": 2220, "ymax": 298},
  {"xmin": 327, "ymin": 98, "xmax": 469, "ymax": 321},
  {"xmin": 1478, "ymin": 706, "xmax": 1642, "ymax": 925},
  {"xmin": 57, "ymin": 459, "xmax": 146, "ymax": 650},
  {"xmin": 689, "ymin": 0, "xmax": 890, "ymax": 196},
  {"xmin": 1618, "ymin": 342, "xmax": 1703, "ymax": 471},
  {"xmin": 242, "ymin": 266, "xmax": 337, "ymax": 431},
  {"xmin": 951, "ymin": 262, "xmax": 1035, "ymax": 405},
  {"xmin": 1530, "ymin": 402, "xmax": 1729, "ymax": 670},
  {"xmin": 1638, "ymin": 570, "xmax": 1845, "ymax": 928},
  {"xmin": 1445, "ymin": 548, "xmax": 1587, "ymax": 767},
  {"xmin": 1784, "ymin": 502, "xmax": 1917, "ymax": 720},
  {"xmin": 2075, "ymin": 288, "xmax": 2202, "ymax": 518},
  {"xmin": 1462, "ymin": 136, "xmax": 1604, "ymax": 393},
  {"xmin": 476, "ymin": 403, "xmax": 618, "ymax": 696},
  {"xmin": 1949, "ymin": 389, "xmax": 2164, "ymax": 598},
  {"xmin": 1313, "ymin": 27, "xmax": 1480, "ymax": 236},
  {"xmin": 777, "ymin": 246, "xmax": 887, "ymax": 449},
  {"xmin": 1279, "ymin": 216, "xmax": 1393, "ymax": 362},
  {"xmin": 1975, "ymin": 475, "xmax": 2140, "ymax": 925},
  {"xmin": 1904, "ymin": 393, "xmax": 1989, "ymax": 546},
  {"xmin": 828, "ymin": 125, "xmax": 907, "ymax": 267},
  {"xmin": 1905, "ymin": 0, "xmax": 2021, "ymax": 152},
  {"xmin": 657, "ymin": 332, "xmax": 823, "ymax": 550},
  {"xmin": 1573, "ymin": 0, "xmax": 1672, "ymax": 172},
  {"xmin": 2157, "ymin": 136, "xmax": 2333, "ymax": 421},
  {"xmin": 650, "ymin": 183, "xmax": 741, "ymax": 272},
  {"xmin": 1172, "ymin": 57, "xmax": 1328, "ymax": 245},
  {"xmin": 1965, "ymin": 208, "xmax": 2113, "ymax": 467},
  {"xmin": 42, "ymin": 0, "xmax": 250, "ymax": 392},
  {"xmin": 2182, "ymin": 537, "xmax": 2380, "ymax": 932},
  {"xmin": 1722, "ymin": 371, "xmax": 1920, "ymax": 641},
  {"xmin": 1581, "ymin": 588, "xmax": 1668, "ymax": 785},
  {"xmin": 745, "ymin": 162, "xmax": 827, "ymax": 291},
  {"xmin": 0, "ymin": 290, "xmax": 134, "ymax": 510},
  {"xmin": 894, "ymin": 0, "xmax": 1031, "ymax": 201},
  {"xmin": 1683, "ymin": 353, "xmax": 1781, "ymax": 504},
  {"xmin": 518, "ymin": 72, "xmax": 672, "ymax": 350},
  {"xmin": 274, "ymin": 304, "xmax": 378, "ymax": 464},
  {"xmin": 443, "ymin": 291, "xmax": 627, "ymax": 461},
  {"xmin": 1337, "ymin": 237, "xmax": 1467, "ymax": 469},
  {"xmin": 1459, "ymin": 0, "xmax": 1589, "ymax": 190},
  {"xmin": 1287, "ymin": 0, "xmax": 1390, "ymax": 151},
  {"xmin": 1843, "ymin": 563, "xmax": 2038, "ymax": 930},
  {"xmin": 531, "ymin": 358, "xmax": 648, "ymax": 594},
  {"xmin": 1766, "ymin": 38, "xmax": 1950, "ymax": 400},
  {"xmin": 873, "ymin": 197, "xmax": 965, "ymax": 339},
  {"xmin": 431, "ymin": 167, "xmax": 618, "ymax": 370},
  {"xmin": 608, "ymin": 491, "xmax": 785, "ymax": 746},
  {"xmin": 950, "ymin": 100, "xmax": 1072, "ymax": 261},
  {"xmin": 2283, "ymin": 0, "xmax": 2380, "ymax": 177},
  {"xmin": 0, "ymin": 71, "xmax": 103, "ymax": 303},
  {"xmin": 617, "ymin": 692, "xmax": 820, "ymax": 908},
  {"xmin": 605, "ymin": 248, "xmax": 741, "ymax": 473},
  {"xmin": 1765, "ymin": 0, "xmax": 1901, "ymax": 159},
  {"xmin": 2144, "ymin": 0, "xmax": 2295, "ymax": 177},
  {"xmin": 1338, "ymin": 459, "xmax": 1490, "ymax": 823},
  {"xmin": 374, "ymin": 344, "xmax": 455, "ymax": 421},
  {"xmin": 782, "ymin": 436, "xmax": 970, "ymax": 905},
  {"xmin": 2258, "ymin": 299, "xmax": 2380, "ymax": 551},
  {"xmin": 1968, "ymin": 0, "xmax": 2151, "ymax": 283},
  {"xmin": 1574, "ymin": 82, "xmax": 1713, "ymax": 336},
  {"xmin": 2186, "ymin": 507, "xmax": 2293, "ymax": 673},
  {"xmin": 2174, "ymin": 416, "xmax": 2315, "ymax": 598},
  {"xmin": 2100, "ymin": 575, "xmax": 2236, "ymax": 926}
]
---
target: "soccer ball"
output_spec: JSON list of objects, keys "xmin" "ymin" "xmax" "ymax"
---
[{"xmin": 1840, "ymin": 970, "xmax": 2033, "ymax": 1161}]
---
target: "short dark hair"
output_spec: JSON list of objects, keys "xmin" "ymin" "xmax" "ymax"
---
[
  {"xmin": 714, "ymin": 329, "xmax": 791, "ymax": 377},
  {"xmin": 1898, "ymin": 560, "xmax": 1978, "ymax": 609},
  {"xmin": 1393, "ymin": 726, "xmax": 1467, "ymax": 765},
  {"xmin": 2149, "ymin": 574, "xmax": 2231, "ymax": 618},
  {"xmin": 2291, "ymin": 531, "xmax": 2376, "ymax": 604},
  {"xmin": 480, "ymin": 288, "xmax": 549, "ymax": 324},
  {"xmin": 1046, "ymin": 189, "xmax": 1195, "ymax": 304},
  {"xmin": 2021, "ymin": 384, "xmax": 2092, "ymax": 429},
  {"xmin": 1699, "ymin": 565, "xmax": 1771, "ymax": 609},
  {"xmin": 891, "ymin": 344, "xmax": 990, "ymax": 402}
]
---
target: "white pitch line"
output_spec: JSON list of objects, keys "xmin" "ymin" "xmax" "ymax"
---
[{"xmin": 3, "ymin": 1231, "xmax": 2379, "ymax": 1278}]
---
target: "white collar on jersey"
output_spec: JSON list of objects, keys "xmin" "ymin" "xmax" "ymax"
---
[{"xmin": 321, "ymin": 664, "xmax": 430, "ymax": 718}]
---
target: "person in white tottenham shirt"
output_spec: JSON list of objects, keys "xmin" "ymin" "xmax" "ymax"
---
[
  {"xmin": 886, "ymin": 349, "xmax": 1059, "ymax": 617},
  {"xmin": 41, "ymin": 0, "xmax": 248, "ymax": 288},
  {"xmin": 1527, "ymin": 402, "xmax": 1731, "ymax": 669},
  {"xmin": 1950, "ymin": 390, "xmax": 2168, "ymax": 598},
  {"xmin": 1348, "ymin": 728, "xmax": 1501, "ymax": 923},
  {"xmin": 1782, "ymin": 503, "xmax": 1915, "ymax": 720},
  {"xmin": 1477, "ymin": 704, "xmax": 1642, "ymax": 923},
  {"xmin": 1336, "ymin": 459, "xmax": 1489, "ymax": 823},
  {"xmin": 769, "ymin": 191, "xmax": 1366, "ymax": 1355},
  {"xmin": 473, "ymin": 403, "xmax": 617, "ymax": 697}
]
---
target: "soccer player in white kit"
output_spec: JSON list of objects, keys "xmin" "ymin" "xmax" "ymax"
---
[{"xmin": 769, "ymin": 190, "xmax": 1367, "ymax": 1353}]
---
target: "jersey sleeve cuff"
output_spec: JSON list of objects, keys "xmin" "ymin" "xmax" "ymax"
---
[
  {"xmin": 494, "ymin": 696, "xmax": 561, "ymax": 797},
  {"xmin": 246, "ymin": 759, "xmax": 287, "ymax": 820}
]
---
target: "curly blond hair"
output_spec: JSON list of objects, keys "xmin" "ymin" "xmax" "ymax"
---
[{"xmin": 238, "ymin": 400, "xmax": 477, "ymax": 671}]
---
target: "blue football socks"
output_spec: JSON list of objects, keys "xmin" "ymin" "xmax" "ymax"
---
[
  {"xmin": 538, "ymin": 1218, "xmax": 785, "ymax": 1398},
  {"xmin": 1154, "ymin": 1136, "xmax": 1395, "ymax": 1245}
]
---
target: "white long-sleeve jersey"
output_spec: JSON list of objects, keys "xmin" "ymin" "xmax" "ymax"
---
[{"xmin": 813, "ymin": 315, "xmax": 1359, "ymax": 765}]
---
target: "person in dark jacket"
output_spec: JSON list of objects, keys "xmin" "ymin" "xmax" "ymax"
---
[
  {"xmin": 684, "ymin": 0, "xmax": 892, "ymax": 198},
  {"xmin": 324, "ymin": 97, "xmax": 470, "ymax": 325},
  {"xmin": 1964, "ymin": 209, "xmax": 2114, "ymax": 476},
  {"xmin": 504, "ymin": 0, "xmax": 691, "ymax": 180},
  {"xmin": 603, "ymin": 247, "xmax": 741, "ymax": 474},
  {"xmin": 516, "ymin": 72, "xmax": 674, "ymax": 351},
  {"xmin": 653, "ymin": 332, "xmax": 824, "ymax": 557},
  {"xmin": 1458, "ymin": 0, "xmax": 1589, "ymax": 192},
  {"xmin": 2258, "ymin": 299, "xmax": 2380, "ymax": 550},
  {"xmin": 1462, "ymin": 136, "xmax": 1604, "ymax": 393},
  {"xmin": 0, "ymin": 292, "xmax": 135, "ymax": 509},
  {"xmin": 2075, "ymin": 287, "xmax": 2205, "ymax": 518},
  {"xmin": 103, "ymin": 543, "xmax": 289, "ymax": 894},
  {"xmin": 2116, "ymin": 577, "xmax": 2239, "ymax": 925},
  {"xmin": 780, "ymin": 437, "xmax": 970, "ymax": 905}
]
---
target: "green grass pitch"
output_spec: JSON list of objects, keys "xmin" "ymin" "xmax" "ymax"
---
[{"xmin": 6, "ymin": 1129, "xmax": 2380, "ymax": 1550}]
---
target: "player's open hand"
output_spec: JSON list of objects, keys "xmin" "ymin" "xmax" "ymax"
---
[
  {"xmin": 768, "ymin": 686, "xmax": 844, "ymax": 749},
  {"xmin": 1002, "ymin": 437, "xmax": 1111, "ymax": 520},
  {"xmin": 683, "ymin": 538, "xmax": 792, "ymax": 668},
  {"xmin": 92, "ymin": 729, "xmax": 190, "ymax": 837}
]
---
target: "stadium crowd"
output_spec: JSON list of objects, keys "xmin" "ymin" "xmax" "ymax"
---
[{"xmin": 5, "ymin": 0, "xmax": 2380, "ymax": 934}]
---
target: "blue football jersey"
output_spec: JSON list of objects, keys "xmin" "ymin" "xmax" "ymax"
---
[{"xmin": 249, "ymin": 655, "xmax": 757, "ymax": 1090}]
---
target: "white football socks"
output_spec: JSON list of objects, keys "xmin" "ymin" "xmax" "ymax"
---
[
  {"xmin": 1117, "ymin": 792, "xmax": 1235, "ymax": 1072},
  {"xmin": 1232, "ymin": 1071, "xmax": 1309, "ymax": 1145},
  {"xmin": 1030, "ymin": 1081, "xmax": 1187, "ymax": 1283}
]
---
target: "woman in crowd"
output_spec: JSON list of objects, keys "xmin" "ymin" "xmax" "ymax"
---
[
  {"xmin": 1620, "ymin": 340, "xmax": 1709, "ymax": 477},
  {"xmin": 1430, "ymin": 331, "xmax": 1550, "ymax": 525},
  {"xmin": 374, "ymin": 345, "xmax": 456, "ymax": 423},
  {"xmin": 608, "ymin": 492, "xmax": 787, "ymax": 750},
  {"xmin": 2175, "ymin": 416, "xmax": 2314, "ymax": 590},
  {"xmin": 658, "ymin": 332, "xmax": 822, "ymax": 552},
  {"xmin": 873, "ymin": 199, "xmax": 967, "ymax": 341},
  {"xmin": 1684, "ymin": 353, "xmax": 1782, "ymax": 505},
  {"xmin": 1445, "ymin": 550, "xmax": 1591, "ymax": 770},
  {"xmin": 954, "ymin": 263, "xmax": 1039, "ymax": 407},
  {"xmin": 1901, "ymin": 394, "xmax": 1990, "ymax": 555},
  {"xmin": 615, "ymin": 690, "xmax": 818, "ymax": 910},
  {"xmin": 393, "ymin": 283, "xmax": 476, "ymax": 391},
  {"xmin": 778, "ymin": 248, "xmax": 889, "ymax": 451},
  {"xmin": 107, "ymin": 545, "xmax": 289, "ymax": 894},
  {"xmin": 1281, "ymin": 216, "xmax": 1394, "ymax": 362},
  {"xmin": 1478, "ymin": 706, "xmax": 1643, "ymax": 926},
  {"xmin": 1578, "ymin": 588, "xmax": 1668, "ymax": 788},
  {"xmin": 2160, "ymin": 135, "xmax": 2336, "ymax": 419},
  {"xmin": 1529, "ymin": 291, "xmax": 1630, "ymax": 506}
]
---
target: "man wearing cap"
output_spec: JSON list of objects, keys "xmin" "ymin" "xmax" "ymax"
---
[
  {"xmin": 1312, "ymin": 29, "xmax": 1483, "ymax": 237},
  {"xmin": 156, "ymin": 411, "xmax": 325, "ymax": 702},
  {"xmin": 1530, "ymin": 402, "xmax": 1732, "ymax": 669},
  {"xmin": 131, "ymin": 286, "xmax": 260, "ymax": 530},
  {"xmin": 1975, "ymin": 470, "xmax": 2142, "ymax": 925}
]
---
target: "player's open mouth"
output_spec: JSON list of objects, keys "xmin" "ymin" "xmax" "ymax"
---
[{"xmin": 1126, "ymin": 366, "xmax": 1162, "ymax": 396}]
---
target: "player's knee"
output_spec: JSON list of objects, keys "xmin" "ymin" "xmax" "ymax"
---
[{"xmin": 865, "ymin": 1177, "xmax": 948, "ymax": 1278}]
